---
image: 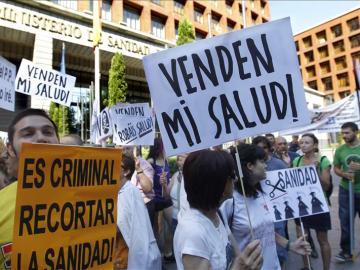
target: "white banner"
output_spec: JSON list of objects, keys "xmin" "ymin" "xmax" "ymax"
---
[
  {"xmin": 260, "ymin": 166, "xmax": 329, "ymax": 222},
  {"xmin": 0, "ymin": 56, "xmax": 16, "ymax": 111},
  {"xmin": 281, "ymin": 93, "xmax": 360, "ymax": 135},
  {"xmin": 15, "ymin": 59, "xmax": 76, "ymax": 106},
  {"xmin": 143, "ymin": 18, "xmax": 310, "ymax": 156},
  {"xmin": 110, "ymin": 103, "xmax": 155, "ymax": 146},
  {"xmin": 96, "ymin": 107, "xmax": 113, "ymax": 141}
]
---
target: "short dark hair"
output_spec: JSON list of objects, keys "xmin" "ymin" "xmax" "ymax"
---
[
  {"xmin": 301, "ymin": 133, "xmax": 319, "ymax": 145},
  {"xmin": 341, "ymin": 122, "xmax": 358, "ymax": 132},
  {"xmin": 265, "ymin": 133, "xmax": 275, "ymax": 138},
  {"xmin": 7, "ymin": 109, "xmax": 59, "ymax": 145},
  {"xmin": 183, "ymin": 149, "xmax": 235, "ymax": 211},
  {"xmin": 233, "ymin": 144, "xmax": 265, "ymax": 198},
  {"xmin": 252, "ymin": 136, "xmax": 271, "ymax": 150},
  {"xmin": 122, "ymin": 153, "xmax": 135, "ymax": 179}
]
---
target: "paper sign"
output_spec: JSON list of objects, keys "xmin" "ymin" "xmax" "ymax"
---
[
  {"xmin": 96, "ymin": 107, "xmax": 113, "ymax": 141},
  {"xmin": 0, "ymin": 56, "xmax": 16, "ymax": 111},
  {"xmin": 15, "ymin": 59, "xmax": 76, "ymax": 106},
  {"xmin": 143, "ymin": 18, "xmax": 310, "ymax": 156},
  {"xmin": 12, "ymin": 143, "xmax": 122, "ymax": 269},
  {"xmin": 260, "ymin": 165, "xmax": 329, "ymax": 222},
  {"xmin": 110, "ymin": 103, "xmax": 155, "ymax": 146}
]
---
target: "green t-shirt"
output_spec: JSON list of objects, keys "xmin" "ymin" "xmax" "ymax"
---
[
  {"xmin": 292, "ymin": 155, "xmax": 331, "ymax": 172},
  {"xmin": 333, "ymin": 144, "xmax": 360, "ymax": 193}
]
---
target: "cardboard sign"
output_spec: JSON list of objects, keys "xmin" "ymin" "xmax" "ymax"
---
[
  {"xmin": 260, "ymin": 165, "xmax": 329, "ymax": 222},
  {"xmin": 110, "ymin": 103, "xmax": 155, "ymax": 146},
  {"xmin": 96, "ymin": 107, "xmax": 113, "ymax": 142},
  {"xmin": 12, "ymin": 143, "xmax": 122, "ymax": 270},
  {"xmin": 15, "ymin": 59, "xmax": 76, "ymax": 106},
  {"xmin": 0, "ymin": 56, "xmax": 16, "ymax": 111},
  {"xmin": 143, "ymin": 18, "xmax": 310, "ymax": 156}
]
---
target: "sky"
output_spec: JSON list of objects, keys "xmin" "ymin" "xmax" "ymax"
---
[{"xmin": 270, "ymin": 0, "xmax": 360, "ymax": 34}]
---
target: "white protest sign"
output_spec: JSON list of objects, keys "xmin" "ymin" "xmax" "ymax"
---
[
  {"xmin": 96, "ymin": 107, "xmax": 113, "ymax": 141},
  {"xmin": 0, "ymin": 56, "xmax": 16, "ymax": 111},
  {"xmin": 110, "ymin": 103, "xmax": 155, "ymax": 145},
  {"xmin": 260, "ymin": 165, "xmax": 329, "ymax": 222},
  {"xmin": 15, "ymin": 59, "xmax": 75, "ymax": 106},
  {"xmin": 143, "ymin": 18, "xmax": 310, "ymax": 156}
]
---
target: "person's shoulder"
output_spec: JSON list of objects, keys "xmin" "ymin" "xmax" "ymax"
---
[
  {"xmin": 289, "ymin": 151, "xmax": 299, "ymax": 158},
  {"xmin": 272, "ymin": 156, "xmax": 287, "ymax": 168},
  {"xmin": 0, "ymin": 181, "xmax": 17, "ymax": 197}
]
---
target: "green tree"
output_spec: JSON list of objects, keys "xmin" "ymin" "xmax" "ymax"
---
[
  {"xmin": 49, "ymin": 102, "xmax": 76, "ymax": 136},
  {"xmin": 106, "ymin": 52, "xmax": 128, "ymax": 106},
  {"xmin": 176, "ymin": 18, "xmax": 195, "ymax": 46}
]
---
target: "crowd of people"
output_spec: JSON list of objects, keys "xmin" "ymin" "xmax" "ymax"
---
[{"xmin": 0, "ymin": 108, "xmax": 359, "ymax": 270}]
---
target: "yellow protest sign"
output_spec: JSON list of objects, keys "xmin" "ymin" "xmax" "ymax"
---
[{"xmin": 12, "ymin": 143, "xmax": 122, "ymax": 270}]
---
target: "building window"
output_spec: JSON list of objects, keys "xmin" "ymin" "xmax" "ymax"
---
[
  {"xmin": 333, "ymin": 40, "xmax": 345, "ymax": 54},
  {"xmin": 52, "ymin": 0, "xmax": 77, "ymax": 10},
  {"xmin": 295, "ymin": 41, "xmax": 299, "ymax": 51},
  {"xmin": 251, "ymin": 12, "xmax": 258, "ymax": 26},
  {"xmin": 123, "ymin": 6, "xmax": 140, "ymax": 31},
  {"xmin": 308, "ymin": 80, "xmax": 318, "ymax": 90},
  {"xmin": 339, "ymin": 90, "xmax": 351, "ymax": 99},
  {"xmin": 306, "ymin": 66, "xmax": 316, "ymax": 78},
  {"xmin": 151, "ymin": 16, "xmax": 165, "ymax": 39},
  {"xmin": 212, "ymin": 13, "xmax": 222, "ymax": 33},
  {"xmin": 304, "ymin": 51, "xmax": 314, "ymax": 64},
  {"xmin": 297, "ymin": 55, "xmax": 301, "ymax": 65},
  {"xmin": 316, "ymin": 30, "xmax": 327, "ymax": 44},
  {"xmin": 350, "ymin": 34, "xmax": 360, "ymax": 49},
  {"xmin": 331, "ymin": 24, "xmax": 342, "ymax": 38},
  {"xmin": 194, "ymin": 6, "xmax": 204, "ymax": 24},
  {"xmin": 320, "ymin": 61, "xmax": 330, "ymax": 75},
  {"xmin": 175, "ymin": 22, "xmax": 179, "ymax": 40},
  {"xmin": 322, "ymin": 77, "xmax": 333, "ymax": 91},
  {"xmin": 195, "ymin": 30, "xmax": 206, "ymax": 40},
  {"xmin": 325, "ymin": 95, "xmax": 334, "ymax": 104},
  {"xmin": 211, "ymin": 0, "xmax": 219, "ymax": 8},
  {"xmin": 303, "ymin": 36, "xmax": 312, "ymax": 49},
  {"xmin": 352, "ymin": 52, "xmax": 360, "ymax": 65},
  {"xmin": 152, "ymin": 0, "xmax": 164, "ymax": 7},
  {"xmin": 261, "ymin": 1, "xmax": 266, "ymax": 15},
  {"xmin": 102, "ymin": 0, "xmax": 111, "ymax": 21},
  {"xmin": 227, "ymin": 20, "xmax": 235, "ymax": 32},
  {"xmin": 337, "ymin": 73, "xmax": 350, "ymax": 88},
  {"xmin": 226, "ymin": 0, "xmax": 233, "ymax": 15},
  {"xmin": 174, "ymin": 0, "xmax": 185, "ymax": 15},
  {"xmin": 335, "ymin": 56, "xmax": 347, "ymax": 71},
  {"xmin": 318, "ymin": 46, "xmax": 329, "ymax": 59},
  {"xmin": 347, "ymin": 17, "xmax": 359, "ymax": 32}
]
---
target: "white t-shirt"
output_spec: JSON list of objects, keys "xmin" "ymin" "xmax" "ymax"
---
[
  {"xmin": 174, "ymin": 208, "xmax": 230, "ymax": 270},
  {"xmin": 177, "ymin": 174, "xmax": 190, "ymax": 221},
  {"xmin": 220, "ymin": 191, "xmax": 280, "ymax": 270}
]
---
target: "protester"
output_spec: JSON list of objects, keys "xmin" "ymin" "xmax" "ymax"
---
[
  {"xmin": 115, "ymin": 153, "xmax": 161, "ymax": 270},
  {"xmin": 0, "ymin": 109, "xmax": 59, "ymax": 269},
  {"xmin": 122, "ymin": 146, "xmax": 155, "ymax": 226},
  {"xmin": 293, "ymin": 133, "xmax": 332, "ymax": 270},
  {"xmin": 289, "ymin": 135, "xmax": 300, "ymax": 153},
  {"xmin": 265, "ymin": 133, "xmax": 276, "ymax": 152},
  {"xmin": 60, "ymin": 133, "xmax": 84, "ymax": 145},
  {"xmin": 274, "ymin": 136, "xmax": 299, "ymax": 167},
  {"xmin": 147, "ymin": 137, "xmax": 174, "ymax": 262},
  {"xmin": 252, "ymin": 136, "xmax": 289, "ymax": 269},
  {"xmin": 175, "ymin": 149, "xmax": 264, "ymax": 270},
  {"xmin": 0, "ymin": 157, "xmax": 7, "ymax": 190},
  {"xmin": 333, "ymin": 122, "xmax": 360, "ymax": 262},
  {"xmin": 163, "ymin": 153, "xmax": 188, "ymax": 234}
]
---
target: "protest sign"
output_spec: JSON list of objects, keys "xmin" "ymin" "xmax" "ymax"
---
[
  {"xmin": 95, "ymin": 107, "xmax": 113, "ymax": 142},
  {"xmin": 15, "ymin": 59, "xmax": 76, "ymax": 106},
  {"xmin": 12, "ymin": 143, "xmax": 122, "ymax": 270},
  {"xmin": 260, "ymin": 165, "xmax": 329, "ymax": 222},
  {"xmin": 143, "ymin": 18, "xmax": 310, "ymax": 156},
  {"xmin": 0, "ymin": 56, "xmax": 16, "ymax": 111},
  {"xmin": 110, "ymin": 103, "xmax": 155, "ymax": 146}
]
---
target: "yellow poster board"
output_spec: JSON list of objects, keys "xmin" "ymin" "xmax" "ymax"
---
[{"xmin": 12, "ymin": 143, "xmax": 122, "ymax": 270}]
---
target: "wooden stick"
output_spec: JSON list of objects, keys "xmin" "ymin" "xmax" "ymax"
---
[
  {"xmin": 300, "ymin": 218, "xmax": 311, "ymax": 269},
  {"xmin": 349, "ymin": 173, "xmax": 355, "ymax": 261},
  {"xmin": 235, "ymin": 146, "xmax": 255, "ymax": 240}
]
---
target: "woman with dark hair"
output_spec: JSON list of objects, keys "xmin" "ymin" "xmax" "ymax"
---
[
  {"xmin": 221, "ymin": 144, "xmax": 311, "ymax": 270},
  {"xmin": 147, "ymin": 137, "xmax": 174, "ymax": 261},
  {"xmin": 293, "ymin": 133, "xmax": 332, "ymax": 270},
  {"xmin": 174, "ymin": 149, "xmax": 263, "ymax": 270}
]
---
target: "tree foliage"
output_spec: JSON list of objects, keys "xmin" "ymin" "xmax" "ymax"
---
[
  {"xmin": 176, "ymin": 18, "xmax": 195, "ymax": 46},
  {"xmin": 106, "ymin": 52, "xmax": 128, "ymax": 106},
  {"xmin": 49, "ymin": 102, "xmax": 76, "ymax": 136}
]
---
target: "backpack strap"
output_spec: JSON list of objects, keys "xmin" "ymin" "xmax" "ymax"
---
[{"xmin": 296, "ymin": 155, "xmax": 303, "ymax": 167}]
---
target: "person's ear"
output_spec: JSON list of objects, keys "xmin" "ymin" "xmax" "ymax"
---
[
  {"xmin": 246, "ymin": 162, "xmax": 254, "ymax": 172},
  {"xmin": 7, "ymin": 143, "xmax": 16, "ymax": 158}
]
